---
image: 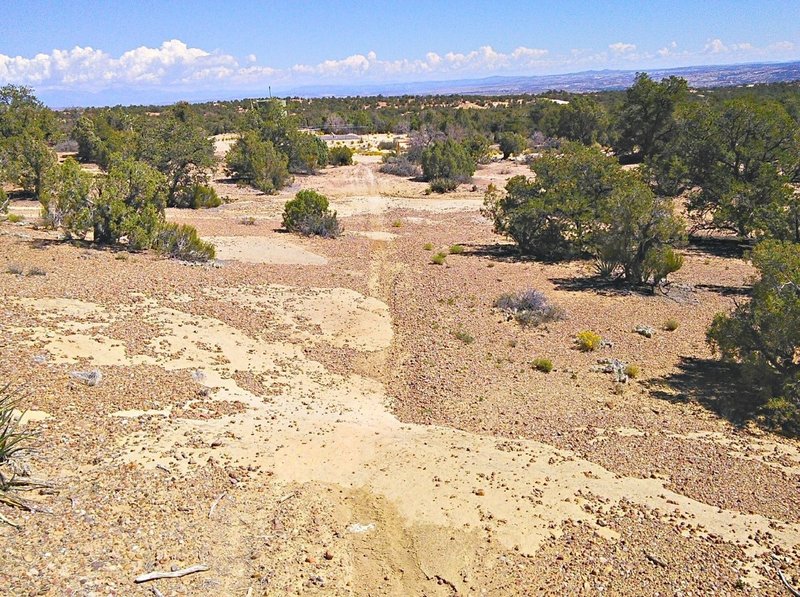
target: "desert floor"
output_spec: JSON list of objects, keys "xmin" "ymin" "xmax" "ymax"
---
[{"xmin": 1, "ymin": 151, "xmax": 799, "ymax": 596}]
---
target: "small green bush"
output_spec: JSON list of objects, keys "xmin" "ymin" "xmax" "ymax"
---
[
  {"xmin": 423, "ymin": 242, "xmax": 434, "ymax": 251},
  {"xmin": 454, "ymin": 329, "xmax": 475, "ymax": 344},
  {"xmin": 624, "ymin": 364, "xmax": 640, "ymax": 379},
  {"xmin": 761, "ymin": 397, "xmax": 800, "ymax": 436},
  {"xmin": 576, "ymin": 330, "xmax": 602, "ymax": 352},
  {"xmin": 664, "ymin": 318, "xmax": 679, "ymax": 331},
  {"xmin": 532, "ymin": 358, "xmax": 554, "ymax": 373},
  {"xmin": 449, "ymin": 244, "xmax": 465, "ymax": 255},
  {"xmin": 378, "ymin": 140, "xmax": 399, "ymax": 151},
  {"xmin": 6, "ymin": 213, "xmax": 23, "ymax": 223},
  {"xmin": 329, "ymin": 145, "xmax": 354, "ymax": 166},
  {"xmin": 240, "ymin": 216, "xmax": 256, "ymax": 226},
  {"xmin": 185, "ymin": 184, "xmax": 223, "ymax": 209},
  {"xmin": 428, "ymin": 178, "xmax": 459, "ymax": 194},
  {"xmin": 431, "ymin": 252, "xmax": 447, "ymax": 265},
  {"xmin": 391, "ymin": 219, "xmax": 403, "ymax": 228},
  {"xmin": 379, "ymin": 155, "xmax": 420, "ymax": 177},
  {"xmin": 282, "ymin": 189, "xmax": 342, "ymax": 238},
  {"xmin": 154, "ymin": 223, "xmax": 216, "ymax": 262}
]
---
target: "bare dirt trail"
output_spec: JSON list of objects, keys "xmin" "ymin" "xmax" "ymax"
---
[
  {"xmin": 3, "ymin": 156, "xmax": 800, "ymax": 594},
  {"xmin": 10, "ymin": 273, "xmax": 800, "ymax": 593}
]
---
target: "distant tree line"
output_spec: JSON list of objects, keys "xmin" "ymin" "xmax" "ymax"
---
[{"xmin": 0, "ymin": 86, "xmax": 215, "ymax": 260}]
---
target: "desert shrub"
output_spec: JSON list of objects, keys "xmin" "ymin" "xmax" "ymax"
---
[
  {"xmin": 0, "ymin": 384, "xmax": 31, "ymax": 464},
  {"xmin": 378, "ymin": 140, "xmax": 399, "ymax": 151},
  {"xmin": 431, "ymin": 252, "xmax": 447, "ymax": 265},
  {"xmin": 449, "ymin": 244, "xmax": 465, "ymax": 255},
  {"xmin": 761, "ymin": 397, "xmax": 800, "ymax": 436},
  {"xmin": 664, "ymin": 318, "xmax": 680, "ymax": 331},
  {"xmin": 329, "ymin": 145, "xmax": 354, "ymax": 166},
  {"xmin": 92, "ymin": 159, "xmax": 166, "ymax": 250},
  {"xmin": 707, "ymin": 240, "xmax": 800, "ymax": 435},
  {"xmin": 498, "ymin": 132, "xmax": 527, "ymax": 159},
  {"xmin": 482, "ymin": 144, "xmax": 685, "ymax": 283},
  {"xmin": 6, "ymin": 213, "xmax": 22, "ymax": 223},
  {"xmin": 225, "ymin": 132, "xmax": 291, "ymax": 194},
  {"xmin": 423, "ymin": 242, "xmax": 434, "ymax": 251},
  {"xmin": 576, "ymin": 330, "xmax": 602, "ymax": 352},
  {"xmin": 0, "ymin": 383, "xmax": 33, "ymax": 467},
  {"xmin": 240, "ymin": 216, "xmax": 256, "ymax": 226},
  {"xmin": 6, "ymin": 263, "xmax": 23, "ymax": 275},
  {"xmin": 379, "ymin": 155, "xmax": 420, "ymax": 177},
  {"xmin": 172, "ymin": 183, "xmax": 222, "ymax": 209},
  {"xmin": 494, "ymin": 289, "xmax": 565, "ymax": 327},
  {"xmin": 40, "ymin": 157, "xmax": 92, "ymax": 236},
  {"xmin": 532, "ymin": 358, "xmax": 554, "ymax": 373},
  {"xmin": 153, "ymin": 222, "xmax": 216, "ymax": 262},
  {"xmin": 391, "ymin": 219, "xmax": 403, "ymax": 228},
  {"xmin": 287, "ymin": 132, "xmax": 329, "ymax": 173},
  {"xmin": 420, "ymin": 139, "xmax": 476, "ymax": 188},
  {"xmin": 464, "ymin": 134, "xmax": 492, "ymax": 164},
  {"xmin": 428, "ymin": 178, "xmax": 459, "ymax": 193},
  {"xmin": 624, "ymin": 364, "xmax": 641, "ymax": 379},
  {"xmin": 454, "ymin": 329, "xmax": 475, "ymax": 344},
  {"xmin": 282, "ymin": 189, "xmax": 341, "ymax": 238},
  {"xmin": 26, "ymin": 266, "xmax": 46, "ymax": 276}
]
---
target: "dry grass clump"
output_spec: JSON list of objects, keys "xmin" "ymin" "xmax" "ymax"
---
[
  {"xmin": 431, "ymin": 252, "xmax": 447, "ymax": 265},
  {"xmin": 576, "ymin": 330, "xmax": 602, "ymax": 352},
  {"xmin": 494, "ymin": 289, "xmax": 565, "ymax": 327},
  {"xmin": 532, "ymin": 358, "xmax": 554, "ymax": 373}
]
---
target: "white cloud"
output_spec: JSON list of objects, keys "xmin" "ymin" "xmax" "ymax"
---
[
  {"xmin": 0, "ymin": 38, "xmax": 798, "ymax": 99},
  {"xmin": 703, "ymin": 38, "xmax": 754, "ymax": 55},
  {"xmin": 609, "ymin": 42, "xmax": 636, "ymax": 54}
]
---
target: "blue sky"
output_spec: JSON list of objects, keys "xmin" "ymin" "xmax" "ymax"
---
[{"xmin": 2, "ymin": 1, "xmax": 799, "ymax": 105}]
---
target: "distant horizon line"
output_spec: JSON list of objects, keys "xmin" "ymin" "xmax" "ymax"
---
[{"xmin": 45, "ymin": 57, "xmax": 800, "ymax": 110}]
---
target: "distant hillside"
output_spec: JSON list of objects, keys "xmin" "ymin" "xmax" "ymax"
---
[{"xmin": 283, "ymin": 61, "xmax": 800, "ymax": 98}]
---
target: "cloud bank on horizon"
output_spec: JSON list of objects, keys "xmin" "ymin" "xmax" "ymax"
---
[{"xmin": 0, "ymin": 38, "xmax": 797, "ymax": 104}]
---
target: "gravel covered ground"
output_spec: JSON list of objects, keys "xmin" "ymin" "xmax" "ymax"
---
[{"xmin": 0, "ymin": 159, "xmax": 798, "ymax": 595}]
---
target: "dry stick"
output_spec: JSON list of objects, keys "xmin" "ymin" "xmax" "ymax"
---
[
  {"xmin": 778, "ymin": 569, "xmax": 800, "ymax": 597},
  {"xmin": 644, "ymin": 551, "xmax": 668, "ymax": 568},
  {"xmin": 278, "ymin": 492, "xmax": 296, "ymax": 504},
  {"xmin": 150, "ymin": 588, "xmax": 164, "ymax": 597},
  {"xmin": 209, "ymin": 492, "xmax": 227, "ymax": 518},
  {"xmin": 0, "ymin": 511, "xmax": 20, "ymax": 529},
  {"xmin": 134, "ymin": 565, "xmax": 209, "ymax": 584}
]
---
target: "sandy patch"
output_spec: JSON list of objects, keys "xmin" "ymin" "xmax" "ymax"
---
[
  {"xmin": 14, "ymin": 409, "xmax": 52, "ymax": 425},
  {"xmin": 349, "ymin": 230, "xmax": 398, "ymax": 242},
  {"xmin": 12, "ymin": 290, "xmax": 800, "ymax": 585},
  {"xmin": 206, "ymin": 235, "xmax": 328, "ymax": 265}
]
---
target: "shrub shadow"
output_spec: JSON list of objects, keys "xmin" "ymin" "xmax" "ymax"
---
[
  {"xmin": 643, "ymin": 357, "xmax": 759, "ymax": 428},
  {"xmin": 685, "ymin": 235, "xmax": 750, "ymax": 259},
  {"xmin": 466, "ymin": 243, "xmax": 568, "ymax": 265}
]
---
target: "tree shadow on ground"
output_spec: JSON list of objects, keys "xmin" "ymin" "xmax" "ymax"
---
[
  {"xmin": 693, "ymin": 283, "xmax": 751, "ymax": 297},
  {"xmin": 466, "ymin": 243, "xmax": 565, "ymax": 265},
  {"xmin": 548, "ymin": 274, "xmax": 656, "ymax": 297},
  {"xmin": 643, "ymin": 357, "xmax": 761, "ymax": 428},
  {"xmin": 685, "ymin": 235, "xmax": 750, "ymax": 259},
  {"xmin": 27, "ymin": 237, "xmax": 129, "ymax": 256}
]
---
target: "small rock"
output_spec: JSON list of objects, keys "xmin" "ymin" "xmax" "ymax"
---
[{"xmin": 70, "ymin": 369, "xmax": 102, "ymax": 387}]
